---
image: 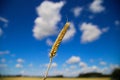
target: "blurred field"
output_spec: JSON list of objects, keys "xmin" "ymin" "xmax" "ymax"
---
[{"xmin": 1, "ymin": 77, "xmax": 110, "ymax": 80}]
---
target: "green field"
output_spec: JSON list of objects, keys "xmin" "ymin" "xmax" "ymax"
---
[{"xmin": 1, "ymin": 77, "xmax": 110, "ymax": 80}]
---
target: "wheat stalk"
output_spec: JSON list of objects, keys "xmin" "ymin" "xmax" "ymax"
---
[{"xmin": 43, "ymin": 22, "xmax": 70, "ymax": 80}]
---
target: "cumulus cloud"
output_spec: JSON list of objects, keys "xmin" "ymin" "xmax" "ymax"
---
[
  {"xmin": 0, "ymin": 17, "xmax": 9, "ymax": 27},
  {"xmin": 80, "ymin": 22, "xmax": 103, "ymax": 43},
  {"xmin": 81, "ymin": 65, "xmax": 99, "ymax": 73},
  {"xmin": 100, "ymin": 61, "xmax": 106, "ymax": 66},
  {"xmin": 0, "ymin": 50, "xmax": 10, "ymax": 55},
  {"xmin": 92, "ymin": 65, "xmax": 98, "ymax": 71},
  {"xmin": 17, "ymin": 58, "xmax": 24, "ymax": 63},
  {"xmin": 102, "ymin": 27, "xmax": 109, "ymax": 32},
  {"xmin": 66, "ymin": 56, "xmax": 80, "ymax": 64},
  {"xmin": 20, "ymin": 70, "xmax": 25, "ymax": 75},
  {"xmin": 89, "ymin": 0, "xmax": 105, "ymax": 13},
  {"xmin": 0, "ymin": 17, "xmax": 9, "ymax": 37},
  {"xmin": 51, "ymin": 63, "xmax": 118, "ymax": 76},
  {"xmin": 16, "ymin": 64, "xmax": 23, "ymax": 68},
  {"xmin": 70, "ymin": 65, "xmax": 77, "ymax": 69},
  {"xmin": 63, "ymin": 70, "xmax": 80, "ymax": 77},
  {"xmin": 50, "ymin": 70, "xmax": 63, "ymax": 76},
  {"xmin": 63, "ymin": 22, "xmax": 76, "ymax": 41},
  {"xmin": 110, "ymin": 64, "xmax": 120, "ymax": 70},
  {"xmin": 51, "ymin": 62, "xmax": 57, "ymax": 67},
  {"xmin": 33, "ymin": 1, "xmax": 65, "ymax": 40},
  {"xmin": 45, "ymin": 62, "xmax": 57, "ymax": 68},
  {"xmin": 72, "ymin": 7, "xmax": 82, "ymax": 17},
  {"xmin": 46, "ymin": 38, "xmax": 53, "ymax": 46},
  {"xmin": 101, "ymin": 67, "xmax": 109, "ymax": 74},
  {"xmin": 80, "ymin": 64, "xmax": 119, "ymax": 74},
  {"xmin": 50, "ymin": 68, "xmax": 80, "ymax": 77},
  {"xmin": 0, "ymin": 17, "xmax": 8, "ymax": 23},
  {"xmin": 79, "ymin": 62, "xmax": 87, "ymax": 67}
]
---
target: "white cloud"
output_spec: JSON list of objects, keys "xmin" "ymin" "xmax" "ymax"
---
[
  {"xmin": 45, "ymin": 62, "xmax": 57, "ymax": 68},
  {"xmin": 63, "ymin": 22, "xmax": 76, "ymax": 41},
  {"xmin": 65, "ymin": 68, "xmax": 70, "ymax": 72},
  {"xmin": 51, "ymin": 62, "xmax": 57, "ymax": 67},
  {"xmin": 63, "ymin": 70, "xmax": 80, "ymax": 77},
  {"xmin": 89, "ymin": 0, "xmax": 105, "ymax": 13},
  {"xmin": 101, "ymin": 64, "xmax": 120, "ymax": 74},
  {"xmin": 50, "ymin": 68, "xmax": 80, "ymax": 77},
  {"xmin": 70, "ymin": 65, "xmax": 77, "ymax": 69},
  {"xmin": 81, "ymin": 65, "xmax": 106, "ymax": 74},
  {"xmin": 0, "ymin": 17, "xmax": 9, "ymax": 27},
  {"xmin": 81, "ymin": 65, "xmax": 99, "ymax": 73},
  {"xmin": 16, "ymin": 64, "xmax": 23, "ymax": 68},
  {"xmin": 33, "ymin": 1, "xmax": 65, "ymax": 40},
  {"xmin": 80, "ymin": 22, "xmax": 102, "ymax": 43},
  {"xmin": 17, "ymin": 58, "xmax": 24, "ymax": 63},
  {"xmin": 101, "ymin": 67, "xmax": 109, "ymax": 74},
  {"xmin": 79, "ymin": 62, "xmax": 87, "ymax": 67},
  {"xmin": 102, "ymin": 27, "xmax": 109, "ymax": 32},
  {"xmin": 48, "ymin": 64, "xmax": 115, "ymax": 76},
  {"xmin": 20, "ymin": 70, "xmax": 25, "ymax": 75},
  {"xmin": 0, "ymin": 17, "xmax": 8, "ymax": 23},
  {"xmin": 66, "ymin": 56, "xmax": 80, "ymax": 64},
  {"xmin": 115, "ymin": 20, "xmax": 120, "ymax": 26},
  {"xmin": 110, "ymin": 64, "xmax": 120, "ymax": 70},
  {"xmin": 46, "ymin": 38, "xmax": 53, "ymax": 46},
  {"xmin": 100, "ymin": 61, "xmax": 106, "ymax": 66},
  {"xmin": 0, "ymin": 50, "xmax": 10, "ymax": 55},
  {"xmin": 0, "ymin": 17, "xmax": 9, "ymax": 37},
  {"xmin": 92, "ymin": 65, "xmax": 98, "ymax": 70},
  {"xmin": 72, "ymin": 7, "xmax": 82, "ymax": 17}
]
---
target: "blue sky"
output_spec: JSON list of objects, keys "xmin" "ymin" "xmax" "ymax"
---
[{"xmin": 0, "ymin": 0, "xmax": 120, "ymax": 77}]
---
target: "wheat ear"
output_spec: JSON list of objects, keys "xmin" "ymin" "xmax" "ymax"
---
[{"xmin": 43, "ymin": 22, "xmax": 70, "ymax": 80}]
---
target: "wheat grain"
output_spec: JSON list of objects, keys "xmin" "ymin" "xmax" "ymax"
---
[
  {"xmin": 49, "ymin": 22, "xmax": 70, "ymax": 58},
  {"xmin": 43, "ymin": 22, "xmax": 70, "ymax": 80}
]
